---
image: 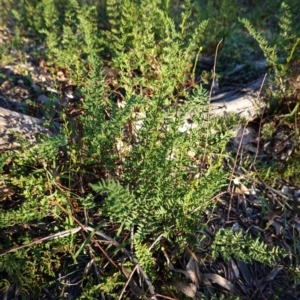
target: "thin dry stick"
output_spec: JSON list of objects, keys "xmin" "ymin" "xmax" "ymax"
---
[
  {"xmin": 53, "ymin": 201, "xmax": 120, "ymax": 269},
  {"xmin": 209, "ymin": 39, "xmax": 223, "ymax": 101},
  {"xmin": 7, "ymin": 196, "xmax": 157, "ymax": 300},
  {"xmin": 117, "ymin": 233, "xmax": 164, "ymax": 300},
  {"xmin": 204, "ymin": 39, "xmax": 223, "ymax": 157},
  {"xmin": 149, "ymin": 294, "xmax": 178, "ymax": 300},
  {"xmin": 227, "ymin": 73, "xmax": 268, "ymax": 221},
  {"xmin": 79, "ymin": 173, "xmax": 88, "ymax": 227},
  {"xmin": 189, "ymin": 191, "xmax": 228, "ymax": 215},
  {"xmin": 226, "ymin": 122, "xmax": 249, "ymax": 222},
  {"xmin": 233, "ymin": 169, "xmax": 293, "ymax": 210},
  {"xmin": 0, "ymin": 227, "xmax": 82, "ymax": 256},
  {"xmin": 84, "ymin": 226, "xmax": 157, "ymax": 300},
  {"xmin": 118, "ymin": 264, "xmax": 139, "ymax": 300},
  {"xmin": 191, "ymin": 45, "xmax": 204, "ymax": 86},
  {"xmin": 251, "ymin": 73, "xmax": 268, "ymax": 168}
]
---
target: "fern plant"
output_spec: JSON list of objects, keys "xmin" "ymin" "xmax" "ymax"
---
[
  {"xmin": 195, "ymin": 0, "xmax": 239, "ymax": 52},
  {"xmin": 1, "ymin": 134, "xmax": 69, "ymax": 227},
  {"xmin": 3, "ymin": 0, "xmax": 294, "ymax": 298},
  {"xmin": 89, "ymin": 84, "xmax": 231, "ymax": 246},
  {"xmin": 211, "ymin": 228, "xmax": 287, "ymax": 266},
  {"xmin": 239, "ymin": 18, "xmax": 279, "ymax": 78},
  {"xmin": 240, "ymin": 2, "xmax": 300, "ymax": 91},
  {"xmin": 106, "ymin": 0, "xmax": 208, "ymax": 101},
  {"xmin": 82, "ymin": 0, "xmax": 230, "ymax": 248}
]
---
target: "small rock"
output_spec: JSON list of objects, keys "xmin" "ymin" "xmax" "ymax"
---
[
  {"xmin": 31, "ymin": 83, "xmax": 41, "ymax": 94},
  {"xmin": 17, "ymin": 79, "xmax": 24, "ymax": 86},
  {"xmin": 37, "ymin": 94, "xmax": 49, "ymax": 104},
  {"xmin": 294, "ymin": 190, "xmax": 300, "ymax": 198}
]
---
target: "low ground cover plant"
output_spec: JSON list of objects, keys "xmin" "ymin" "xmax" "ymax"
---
[{"xmin": 0, "ymin": 0, "xmax": 299, "ymax": 299}]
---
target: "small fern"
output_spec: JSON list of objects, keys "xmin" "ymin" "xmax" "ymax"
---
[
  {"xmin": 240, "ymin": 2, "xmax": 300, "ymax": 89},
  {"xmin": 239, "ymin": 17, "xmax": 279, "ymax": 74},
  {"xmin": 2, "ymin": 0, "xmax": 297, "ymax": 299},
  {"xmin": 211, "ymin": 228, "xmax": 287, "ymax": 266},
  {"xmin": 134, "ymin": 239, "xmax": 156, "ymax": 280},
  {"xmin": 90, "ymin": 85, "xmax": 230, "ymax": 244},
  {"xmin": 89, "ymin": 179, "xmax": 139, "ymax": 230},
  {"xmin": 277, "ymin": 2, "xmax": 300, "ymax": 74}
]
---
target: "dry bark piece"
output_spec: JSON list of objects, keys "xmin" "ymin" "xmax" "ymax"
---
[{"xmin": 210, "ymin": 75, "xmax": 266, "ymax": 119}]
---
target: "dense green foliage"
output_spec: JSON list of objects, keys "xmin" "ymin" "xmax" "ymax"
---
[
  {"xmin": 0, "ymin": 0, "xmax": 299, "ymax": 299},
  {"xmin": 211, "ymin": 228, "xmax": 287, "ymax": 265}
]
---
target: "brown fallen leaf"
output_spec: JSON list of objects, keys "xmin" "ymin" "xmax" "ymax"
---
[
  {"xmin": 186, "ymin": 253, "xmax": 202, "ymax": 289},
  {"xmin": 203, "ymin": 273, "xmax": 241, "ymax": 295},
  {"xmin": 258, "ymin": 265, "xmax": 284, "ymax": 285},
  {"xmin": 236, "ymin": 260, "xmax": 252, "ymax": 287},
  {"xmin": 169, "ymin": 281, "xmax": 203, "ymax": 299}
]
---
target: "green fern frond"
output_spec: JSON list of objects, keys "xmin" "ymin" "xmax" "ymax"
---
[
  {"xmin": 278, "ymin": 2, "xmax": 300, "ymax": 65},
  {"xmin": 239, "ymin": 18, "xmax": 278, "ymax": 70},
  {"xmin": 134, "ymin": 239, "xmax": 156, "ymax": 280},
  {"xmin": 211, "ymin": 228, "xmax": 288, "ymax": 266},
  {"xmin": 89, "ymin": 179, "xmax": 139, "ymax": 229}
]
